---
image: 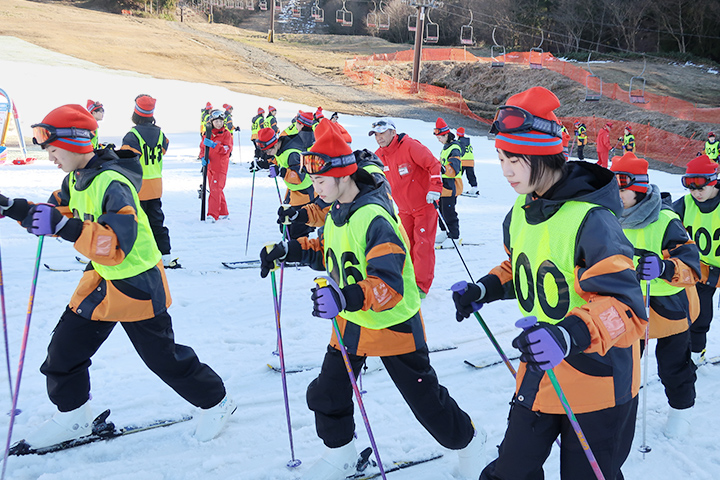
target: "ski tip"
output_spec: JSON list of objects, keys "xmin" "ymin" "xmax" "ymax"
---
[{"xmin": 8, "ymin": 440, "xmax": 32, "ymax": 456}]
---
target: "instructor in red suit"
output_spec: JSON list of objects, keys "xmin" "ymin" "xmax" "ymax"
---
[
  {"xmin": 370, "ymin": 118, "xmax": 442, "ymax": 298},
  {"xmin": 595, "ymin": 122, "xmax": 612, "ymax": 168}
]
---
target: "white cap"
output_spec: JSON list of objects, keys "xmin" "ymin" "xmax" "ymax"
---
[{"xmin": 368, "ymin": 118, "xmax": 396, "ymax": 136}]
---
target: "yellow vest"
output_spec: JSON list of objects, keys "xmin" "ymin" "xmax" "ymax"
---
[{"xmin": 682, "ymin": 195, "xmax": 720, "ymax": 267}]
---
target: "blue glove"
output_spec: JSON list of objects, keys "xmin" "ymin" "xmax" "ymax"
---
[
  {"xmin": 268, "ymin": 165, "xmax": 279, "ymax": 178},
  {"xmin": 311, "ymin": 276, "xmax": 347, "ymax": 319},
  {"xmin": 22, "ymin": 203, "xmax": 69, "ymax": 236},
  {"xmin": 513, "ymin": 316, "xmax": 570, "ymax": 372},
  {"xmin": 451, "ymin": 281, "xmax": 486, "ymax": 322},
  {"xmin": 636, "ymin": 252, "xmax": 664, "ymax": 280},
  {"xmin": 203, "ymin": 138, "xmax": 217, "ymax": 148},
  {"xmin": 201, "ymin": 156, "xmax": 208, "ymax": 167}
]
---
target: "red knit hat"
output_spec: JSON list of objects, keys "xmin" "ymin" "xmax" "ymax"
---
[
  {"xmin": 37, "ymin": 104, "xmax": 98, "ymax": 154},
  {"xmin": 297, "ymin": 111, "xmax": 314, "ymax": 127},
  {"xmin": 434, "ymin": 118, "xmax": 450, "ymax": 135},
  {"xmin": 256, "ymin": 127, "xmax": 279, "ymax": 151},
  {"xmin": 686, "ymin": 154, "xmax": 718, "ymax": 175},
  {"xmin": 610, "ymin": 152, "xmax": 649, "ymax": 193},
  {"xmin": 709, "ymin": 132, "xmax": 715, "ymax": 138},
  {"xmin": 456, "ymin": 127, "xmax": 466, "ymax": 137},
  {"xmin": 268, "ymin": 105, "xmax": 276, "ymax": 113},
  {"xmin": 223, "ymin": 104, "xmax": 232, "ymax": 110},
  {"xmin": 624, "ymin": 124, "xmax": 632, "ymax": 132},
  {"xmin": 86, "ymin": 99, "xmax": 103, "ymax": 113},
  {"xmin": 257, "ymin": 107, "xmax": 265, "ymax": 115},
  {"xmin": 494, "ymin": 86, "xmax": 563, "ymax": 155},
  {"xmin": 206, "ymin": 102, "xmax": 213, "ymax": 109},
  {"xmin": 305, "ymin": 119, "xmax": 356, "ymax": 177},
  {"xmin": 315, "ymin": 107, "xmax": 324, "ymax": 119},
  {"xmin": 134, "ymin": 94, "xmax": 156, "ymax": 118},
  {"xmin": 605, "ymin": 122, "xmax": 613, "ymax": 128}
]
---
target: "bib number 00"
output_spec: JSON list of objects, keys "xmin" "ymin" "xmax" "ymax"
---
[{"xmin": 514, "ymin": 252, "xmax": 570, "ymax": 320}]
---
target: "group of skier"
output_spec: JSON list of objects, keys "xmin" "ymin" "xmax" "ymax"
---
[{"xmin": 0, "ymin": 82, "xmax": 716, "ymax": 480}]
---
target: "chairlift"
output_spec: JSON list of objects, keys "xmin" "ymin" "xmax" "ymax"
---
[
  {"xmin": 292, "ymin": 4, "xmax": 302, "ymax": 17},
  {"xmin": 424, "ymin": 9, "xmax": 438, "ymax": 44},
  {"xmin": 336, "ymin": 0, "xmax": 352, "ymax": 26},
  {"xmin": 584, "ymin": 52, "xmax": 602, "ymax": 101},
  {"xmin": 629, "ymin": 55, "xmax": 649, "ymax": 104},
  {"xmin": 367, "ymin": 1, "xmax": 377, "ymax": 28},
  {"xmin": 529, "ymin": 30, "xmax": 544, "ymax": 69},
  {"xmin": 407, "ymin": 13, "xmax": 417, "ymax": 32},
  {"xmin": 311, "ymin": 2, "xmax": 324, "ymax": 21},
  {"xmin": 460, "ymin": 9, "xmax": 474, "ymax": 45},
  {"xmin": 247, "ymin": 0, "xmax": 254, "ymax": 9},
  {"xmin": 490, "ymin": 28, "xmax": 505, "ymax": 67},
  {"xmin": 236, "ymin": 0, "xmax": 244, "ymax": 10},
  {"xmin": 258, "ymin": 0, "xmax": 267, "ymax": 9},
  {"xmin": 377, "ymin": 1, "xmax": 390, "ymax": 30},
  {"xmin": 275, "ymin": 0, "xmax": 282, "ymax": 11}
]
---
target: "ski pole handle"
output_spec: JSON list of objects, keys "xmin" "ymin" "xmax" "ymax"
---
[
  {"xmin": 281, "ymin": 204, "xmax": 293, "ymax": 226},
  {"xmin": 265, "ymin": 243, "xmax": 282, "ymax": 274},
  {"xmin": 314, "ymin": 277, "xmax": 328, "ymax": 289},
  {"xmin": 451, "ymin": 281, "xmax": 483, "ymax": 312}
]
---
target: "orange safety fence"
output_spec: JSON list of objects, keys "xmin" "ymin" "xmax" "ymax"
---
[{"xmin": 559, "ymin": 117, "xmax": 705, "ymax": 168}]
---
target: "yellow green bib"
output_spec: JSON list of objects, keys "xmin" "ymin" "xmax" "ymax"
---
[
  {"xmin": 276, "ymin": 148, "xmax": 312, "ymax": 191},
  {"xmin": 682, "ymin": 195, "xmax": 720, "ymax": 267},
  {"xmin": 130, "ymin": 128, "xmax": 164, "ymax": 180},
  {"xmin": 441, "ymin": 143, "xmax": 462, "ymax": 179}
]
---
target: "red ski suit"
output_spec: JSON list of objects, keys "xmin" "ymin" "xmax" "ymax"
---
[
  {"xmin": 375, "ymin": 133, "xmax": 442, "ymax": 294},
  {"xmin": 200, "ymin": 127, "xmax": 233, "ymax": 220},
  {"xmin": 596, "ymin": 127, "xmax": 611, "ymax": 168}
]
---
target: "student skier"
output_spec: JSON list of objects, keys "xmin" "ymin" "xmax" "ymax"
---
[
  {"xmin": 434, "ymin": 117, "xmax": 462, "ymax": 249},
  {"xmin": 610, "ymin": 151, "xmax": 699, "ymax": 438},
  {"xmin": 250, "ymin": 107, "xmax": 265, "ymax": 170},
  {"xmin": 452, "ymin": 87, "xmax": 647, "ymax": 480},
  {"xmin": 120, "ymin": 94, "xmax": 178, "ymax": 269},
  {"xmin": 672, "ymin": 153, "xmax": 720, "ymax": 365},
  {"xmin": 86, "ymin": 99, "xmax": 104, "ymax": 149},
  {"xmin": 0, "ymin": 104, "xmax": 234, "ymax": 448},
  {"xmin": 573, "ymin": 121, "xmax": 587, "ymax": 161},
  {"xmin": 457, "ymin": 127, "xmax": 479, "ymax": 197},
  {"xmin": 199, "ymin": 109, "xmax": 233, "ymax": 222},
  {"xmin": 620, "ymin": 124, "xmax": 636, "ymax": 153},
  {"xmin": 259, "ymin": 119, "xmax": 485, "ymax": 480},
  {"xmin": 264, "ymin": 105, "xmax": 278, "ymax": 133},
  {"xmin": 705, "ymin": 132, "xmax": 718, "ymax": 162}
]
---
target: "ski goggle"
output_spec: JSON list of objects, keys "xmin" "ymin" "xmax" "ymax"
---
[
  {"xmin": 300, "ymin": 151, "xmax": 356, "ymax": 175},
  {"xmin": 682, "ymin": 174, "xmax": 717, "ymax": 190},
  {"xmin": 31, "ymin": 124, "xmax": 93, "ymax": 148},
  {"xmin": 615, "ymin": 172, "xmax": 649, "ymax": 190},
  {"xmin": 209, "ymin": 110, "xmax": 224, "ymax": 120},
  {"xmin": 489, "ymin": 106, "xmax": 563, "ymax": 138}
]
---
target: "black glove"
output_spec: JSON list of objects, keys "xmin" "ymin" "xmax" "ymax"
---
[
  {"xmin": 451, "ymin": 281, "xmax": 486, "ymax": 322},
  {"xmin": 259, "ymin": 242, "xmax": 287, "ymax": 278},
  {"xmin": 0, "ymin": 195, "xmax": 31, "ymax": 222},
  {"xmin": 256, "ymin": 158, "xmax": 270, "ymax": 170},
  {"xmin": 277, "ymin": 205, "xmax": 309, "ymax": 226}
]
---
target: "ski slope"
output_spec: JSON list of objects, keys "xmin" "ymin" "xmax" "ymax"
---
[{"xmin": 0, "ymin": 37, "xmax": 718, "ymax": 480}]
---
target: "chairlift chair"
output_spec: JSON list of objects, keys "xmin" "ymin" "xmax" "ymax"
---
[
  {"xmin": 258, "ymin": 0, "xmax": 267, "ymax": 9},
  {"xmin": 378, "ymin": 1, "xmax": 390, "ymax": 30},
  {"xmin": 407, "ymin": 14, "xmax": 417, "ymax": 32},
  {"xmin": 367, "ymin": 12, "xmax": 377, "ymax": 28},
  {"xmin": 460, "ymin": 9, "xmax": 473, "ymax": 45},
  {"xmin": 312, "ymin": 4, "xmax": 324, "ymax": 21},
  {"xmin": 424, "ymin": 10, "xmax": 438, "ymax": 44},
  {"xmin": 292, "ymin": 5, "xmax": 302, "ymax": 17},
  {"xmin": 529, "ymin": 30, "xmax": 544, "ymax": 69},
  {"xmin": 275, "ymin": 0, "xmax": 282, "ymax": 11},
  {"xmin": 236, "ymin": 0, "xmax": 244, "ymax": 10},
  {"xmin": 342, "ymin": 9, "xmax": 353, "ymax": 27},
  {"xmin": 629, "ymin": 55, "xmax": 649, "ymax": 104},
  {"xmin": 584, "ymin": 53, "xmax": 602, "ymax": 101},
  {"xmin": 490, "ymin": 28, "xmax": 505, "ymax": 67}
]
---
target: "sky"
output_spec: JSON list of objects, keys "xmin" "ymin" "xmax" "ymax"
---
[{"xmin": 0, "ymin": 36, "xmax": 718, "ymax": 480}]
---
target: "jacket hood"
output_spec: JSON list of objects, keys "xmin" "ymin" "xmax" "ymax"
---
[
  {"xmin": 329, "ymin": 179, "xmax": 396, "ymax": 228},
  {"xmin": 522, "ymin": 161, "xmax": 622, "ymax": 224},
  {"xmin": 72, "ymin": 147, "xmax": 143, "ymax": 192}
]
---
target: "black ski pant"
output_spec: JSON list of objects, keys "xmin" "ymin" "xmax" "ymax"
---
[
  {"xmin": 641, "ymin": 329, "xmax": 696, "ymax": 409},
  {"xmin": 439, "ymin": 196, "xmax": 460, "ymax": 239},
  {"xmin": 41, "ymin": 307, "xmax": 226, "ymax": 412},
  {"xmin": 462, "ymin": 166, "xmax": 477, "ymax": 188},
  {"xmin": 140, "ymin": 198, "xmax": 171, "ymax": 256},
  {"xmin": 691, "ymin": 282, "xmax": 716, "ymax": 352},
  {"xmin": 481, "ymin": 396, "xmax": 637, "ymax": 480},
  {"xmin": 577, "ymin": 144, "xmax": 585, "ymax": 160},
  {"xmin": 306, "ymin": 345, "xmax": 474, "ymax": 450}
]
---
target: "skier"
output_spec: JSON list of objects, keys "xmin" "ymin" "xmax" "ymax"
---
[
  {"xmin": 250, "ymin": 107, "xmax": 265, "ymax": 171},
  {"xmin": 199, "ymin": 102, "xmax": 213, "ymax": 138},
  {"xmin": 620, "ymin": 124, "xmax": 636, "ymax": 153},
  {"xmin": 86, "ymin": 99, "xmax": 104, "ymax": 149},
  {"xmin": 199, "ymin": 109, "xmax": 233, "ymax": 222},
  {"xmin": 453, "ymin": 87, "xmax": 647, "ymax": 480},
  {"xmin": 222, "ymin": 103, "xmax": 235, "ymax": 132},
  {"xmin": 672, "ymin": 153, "xmax": 720, "ymax": 365},
  {"xmin": 434, "ymin": 117, "xmax": 462, "ymax": 249},
  {"xmin": 457, "ymin": 127, "xmax": 478, "ymax": 197},
  {"xmin": 0, "ymin": 104, "xmax": 235, "ymax": 449},
  {"xmin": 561, "ymin": 124, "xmax": 570, "ymax": 161},
  {"xmin": 120, "ymin": 94, "xmax": 179, "ymax": 269},
  {"xmin": 370, "ymin": 117, "xmax": 442, "ymax": 297},
  {"xmin": 610, "ymin": 151, "xmax": 699, "ymax": 438},
  {"xmin": 264, "ymin": 105, "xmax": 278, "ymax": 133},
  {"xmin": 256, "ymin": 125, "xmax": 316, "ymax": 239},
  {"xmin": 259, "ymin": 119, "xmax": 486, "ymax": 480},
  {"xmin": 705, "ymin": 132, "xmax": 718, "ymax": 162},
  {"xmin": 313, "ymin": 107, "xmax": 324, "ymax": 129},
  {"xmin": 595, "ymin": 121, "xmax": 612, "ymax": 168},
  {"xmin": 574, "ymin": 121, "xmax": 587, "ymax": 160}
]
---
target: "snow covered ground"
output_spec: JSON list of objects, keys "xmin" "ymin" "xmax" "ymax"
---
[{"xmin": 0, "ymin": 37, "xmax": 719, "ymax": 480}]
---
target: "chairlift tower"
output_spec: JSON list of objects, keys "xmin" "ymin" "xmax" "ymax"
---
[{"xmin": 407, "ymin": 0, "xmax": 441, "ymax": 88}]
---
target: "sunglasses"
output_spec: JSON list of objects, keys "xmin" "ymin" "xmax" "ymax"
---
[
  {"xmin": 489, "ymin": 106, "xmax": 563, "ymax": 138},
  {"xmin": 615, "ymin": 172, "xmax": 649, "ymax": 190},
  {"xmin": 300, "ymin": 151, "xmax": 356, "ymax": 175},
  {"xmin": 682, "ymin": 174, "xmax": 717, "ymax": 190},
  {"xmin": 31, "ymin": 124, "xmax": 93, "ymax": 148}
]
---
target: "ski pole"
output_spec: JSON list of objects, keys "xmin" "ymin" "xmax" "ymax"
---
[
  {"xmin": 516, "ymin": 316, "xmax": 606, "ymax": 480},
  {"xmin": 2, "ymin": 236, "xmax": 44, "ymax": 480},
  {"xmin": 0, "ymin": 239, "xmax": 14, "ymax": 404},
  {"xmin": 273, "ymin": 175, "xmax": 283, "ymax": 204},
  {"xmin": 638, "ymin": 280, "xmax": 651, "ymax": 458},
  {"xmin": 314, "ymin": 277, "xmax": 386, "ymax": 480},
  {"xmin": 432, "ymin": 201, "xmax": 473, "ymax": 280},
  {"xmin": 267, "ymin": 246, "xmax": 301, "ymax": 469},
  {"xmin": 244, "ymin": 168, "xmax": 256, "ymax": 256}
]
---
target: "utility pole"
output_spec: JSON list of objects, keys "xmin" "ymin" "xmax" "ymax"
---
[
  {"xmin": 408, "ymin": 0, "xmax": 439, "ymax": 92},
  {"xmin": 269, "ymin": 0, "xmax": 276, "ymax": 42}
]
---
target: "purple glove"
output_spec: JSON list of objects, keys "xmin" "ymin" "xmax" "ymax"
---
[
  {"xmin": 451, "ymin": 281, "xmax": 485, "ymax": 322},
  {"xmin": 268, "ymin": 164, "xmax": 279, "ymax": 178},
  {"xmin": 203, "ymin": 138, "xmax": 217, "ymax": 148},
  {"xmin": 512, "ymin": 316, "xmax": 569, "ymax": 372},
  {"xmin": 311, "ymin": 276, "xmax": 347, "ymax": 319},
  {"xmin": 636, "ymin": 252, "xmax": 664, "ymax": 280},
  {"xmin": 24, "ymin": 203, "xmax": 69, "ymax": 236}
]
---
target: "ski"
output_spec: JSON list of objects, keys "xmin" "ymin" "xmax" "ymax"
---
[
  {"xmin": 435, "ymin": 242, "xmax": 483, "ymax": 250},
  {"xmin": 9, "ymin": 409, "xmax": 192, "ymax": 456},
  {"xmin": 347, "ymin": 453, "xmax": 444, "ymax": 479},
  {"xmin": 460, "ymin": 192, "xmax": 479, "ymax": 198},
  {"xmin": 464, "ymin": 355, "xmax": 521, "ymax": 370},
  {"xmin": 75, "ymin": 256, "xmax": 89, "ymax": 264},
  {"xmin": 222, "ymin": 260, "xmax": 302, "ymax": 269},
  {"xmin": 43, "ymin": 264, "xmax": 82, "ymax": 272}
]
